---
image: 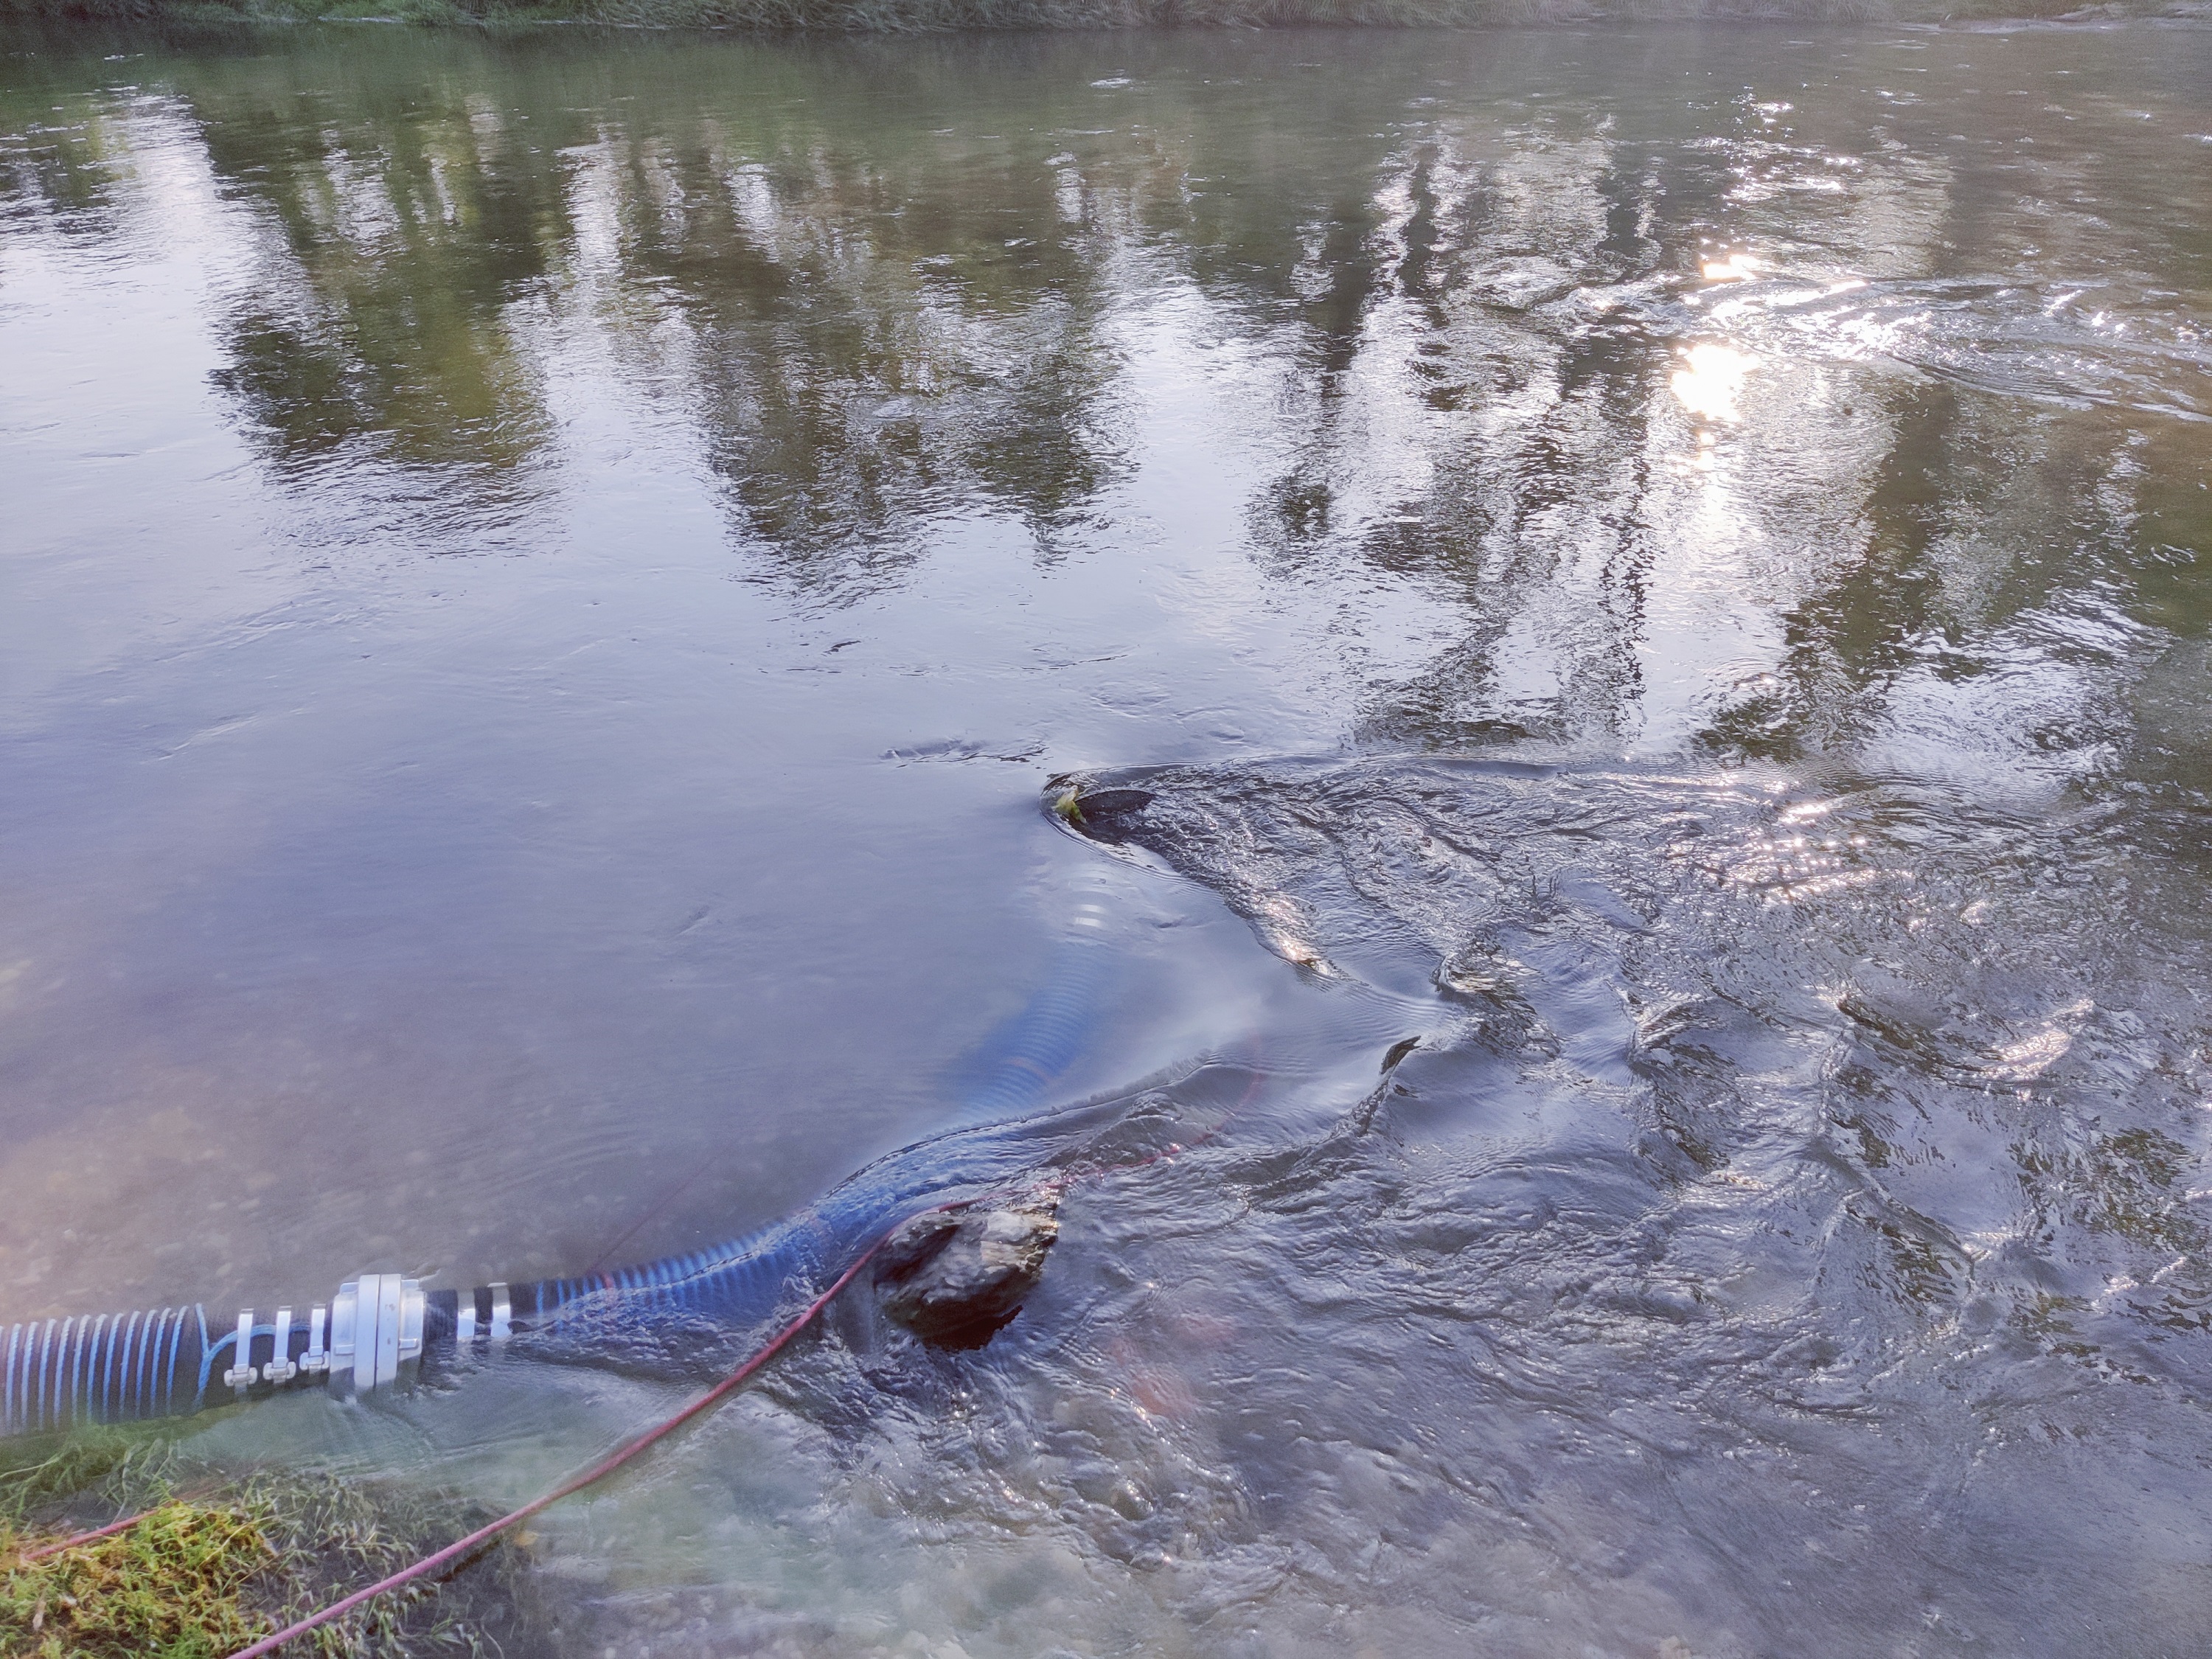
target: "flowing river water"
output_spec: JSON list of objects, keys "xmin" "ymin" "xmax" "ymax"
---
[{"xmin": 4, "ymin": 15, "xmax": 2211, "ymax": 1655}]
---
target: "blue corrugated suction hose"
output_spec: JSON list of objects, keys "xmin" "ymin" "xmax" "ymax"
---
[{"xmin": 1, "ymin": 1309, "xmax": 212, "ymax": 1440}]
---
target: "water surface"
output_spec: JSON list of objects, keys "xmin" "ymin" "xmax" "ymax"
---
[{"xmin": 3, "ymin": 17, "xmax": 2211, "ymax": 1655}]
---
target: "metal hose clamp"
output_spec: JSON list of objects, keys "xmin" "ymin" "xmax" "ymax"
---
[
  {"xmin": 299, "ymin": 1304, "xmax": 330, "ymax": 1376},
  {"xmin": 262, "ymin": 1307, "xmax": 298, "ymax": 1385},
  {"xmin": 222, "ymin": 1310, "xmax": 257, "ymax": 1391}
]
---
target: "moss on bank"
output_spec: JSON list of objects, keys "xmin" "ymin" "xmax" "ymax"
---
[
  {"xmin": 1, "ymin": 1500, "xmax": 271, "ymax": 1659},
  {"xmin": 0, "ymin": 1429, "xmax": 534, "ymax": 1659}
]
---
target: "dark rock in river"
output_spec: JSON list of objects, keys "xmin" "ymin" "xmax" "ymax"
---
[
  {"xmin": 1046, "ymin": 774, "xmax": 1155, "ymax": 842},
  {"xmin": 873, "ymin": 1190, "xmax": 1060, "ymax": 1349}
]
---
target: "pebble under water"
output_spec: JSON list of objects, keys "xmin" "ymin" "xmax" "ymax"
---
[{"xmin": 3, "ymin": 15, "xmax": 2211, "ymax": 1657}]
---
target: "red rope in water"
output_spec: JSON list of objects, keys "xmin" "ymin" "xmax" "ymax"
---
[
  {"xmin": 15, "ymin": 1509, "xmax": 159, "ymax": 1565},
  {"xmin": 13, "ymin": 1478, "xmax": 229, "ymax": 1565}
]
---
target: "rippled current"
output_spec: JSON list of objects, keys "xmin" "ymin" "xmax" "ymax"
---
[{"xmin": 3, "ymin": 16, "xmax": 2211, "ymax": 1655}]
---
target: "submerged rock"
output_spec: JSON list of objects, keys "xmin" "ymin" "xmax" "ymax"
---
[{"xmin": 873, "ymin": 1190, "xmax": 1060, "ymax": 1349}]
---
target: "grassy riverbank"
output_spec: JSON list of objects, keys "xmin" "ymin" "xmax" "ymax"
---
[{"xmin": 0, "ymin": 1430, "xmax": 535, "ymax": 1658}]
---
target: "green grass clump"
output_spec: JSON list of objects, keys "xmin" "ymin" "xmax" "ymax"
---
[
  {"xmin": 1, "ymin": 1500, "xmax": 273, "ymax": 1659},
  {"xmin": 0, "ymin": 1433, "xmax": 145, "ymax": 1523},
  {"xmin": 0, "ymin": 1429, "xmax": 534, "ymax": 1659}
]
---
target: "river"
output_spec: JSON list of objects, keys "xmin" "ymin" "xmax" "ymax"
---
[{"xmin": 3, "ymin": 15, "xmax": 2210, "ymax": 1655}]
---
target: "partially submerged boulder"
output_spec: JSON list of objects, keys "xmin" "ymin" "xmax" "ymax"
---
[{"xmin": 872, "ymin": 1191, "xmax": 1061, "ymax": 1349}]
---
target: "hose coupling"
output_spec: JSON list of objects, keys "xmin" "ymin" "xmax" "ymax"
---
[{"xmin": 329, "ymin": 1274, "xmax": 425, "ymax": 1394}]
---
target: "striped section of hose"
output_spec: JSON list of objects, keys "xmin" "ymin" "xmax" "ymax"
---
[
  {"xmin": 958, "ymin": 904, "xmax": 1115, "ymax": 1121},
  {"xmin": 0, "ymin": 1307, "xmax": 209, "ymax": 1438},
  {"xmin": 501, "ymin": 1084, "xmax": 1130, "ymax": 1348}
]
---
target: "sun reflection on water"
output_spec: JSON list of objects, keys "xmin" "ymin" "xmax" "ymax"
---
[
  {"xmin": 1672, "ymin": 341, "xmax": 1758, "ymax": 424},
  {"xmin": 1700, "ymin": 251, "xmax": 1764, "ymax": 282}
]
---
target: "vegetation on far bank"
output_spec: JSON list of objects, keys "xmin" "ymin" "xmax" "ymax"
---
[{"xmin": 2, "ymin": 0, "xmax": 2179, "ymax": 34}]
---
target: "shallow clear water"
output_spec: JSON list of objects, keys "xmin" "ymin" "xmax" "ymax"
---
[{"xmin": 2, "ymin": 15, "xmax": 2210, "ymax": 1655}]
